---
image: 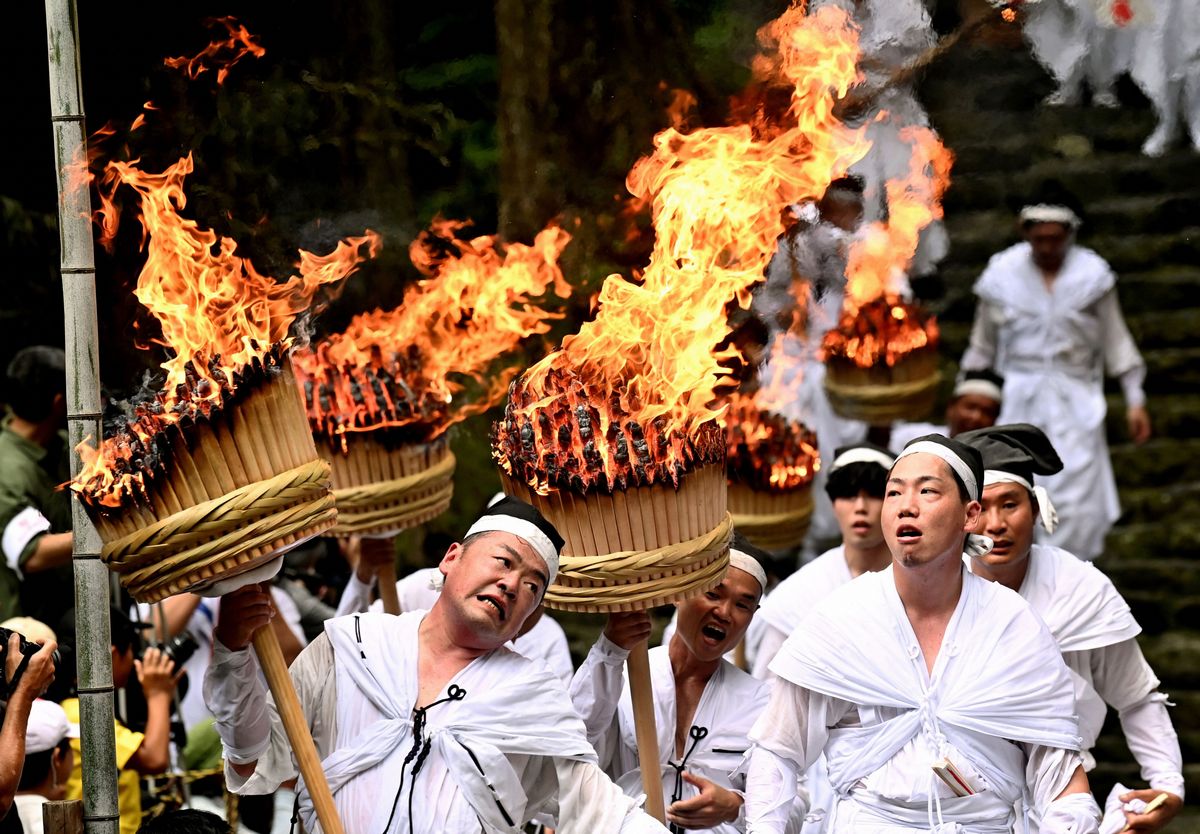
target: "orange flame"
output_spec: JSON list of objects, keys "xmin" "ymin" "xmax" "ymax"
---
[
  {"xmin": 723, "ymin": 390, "xmax": 819, "ymax": 492},
  {"xmin": 822, "ymin": 125, "xmax": 951, "ymax": 368},
  {"xmin": 164, "ymin": 16, "xmax": 265, "ymax": 85},
  {"xmin": 494, "ymin": 3, "xmax": 870, "ymax": 495},
  {"xmin": 72, "ymin": 153, "xmax": 379, "ymax": 506},
  {"xmin": 293, "ymin": 218, "xmax": 571, "ymax": 450}
]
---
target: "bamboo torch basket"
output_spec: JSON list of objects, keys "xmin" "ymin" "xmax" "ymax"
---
[
  {"xmin": 79, "ymin": 357, "xmax": 345, "ymax": 834},
  {"xmin": 326, "ymin": 434, "xmax": 456, "ymax": 613},
  {"xmin": 824, "ymin": 346, "xmax": 941, "ymax": 425},
  {"xmin": 501, "ymin": 462, "xmax": 733, "ymax": 821},
  {"xmin": 728, "ymin": 482, "xmax": 814, "ymax": 551}
]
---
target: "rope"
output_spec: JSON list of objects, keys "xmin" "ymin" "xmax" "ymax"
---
[
  {"xmin": 99, "ymin": 460, "xmax": 337, "ymax": 603},
  {"xmin": 103, "ymin": 460, "xmax": 331, "ymax": 567},
  {"xmin": 544, "ymin": 513, "xmax": 734, "ymax": 612},
  {"xmin": 732, "ymin": 499, "xmax": 814, "ymax": 550},
  {"xmin": 823, "ymin": 371, "xmax": 941, "ymax": 424},
  {"xmin": 332, "ymin": 451, "xmax": 456, "ymax": 535}
]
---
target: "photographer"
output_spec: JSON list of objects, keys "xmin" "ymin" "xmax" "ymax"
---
[
  {"xmin": 61, "ymin": 609, "xmax": 181, "ymax": 834},
  {"xmin": 1, "ymin": 631, "xmax": 58, "ymax": 830}
]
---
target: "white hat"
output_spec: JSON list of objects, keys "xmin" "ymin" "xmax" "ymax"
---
[{"xmin": 24, "ymin": 699, "xmax": 78, "ymax": 754}]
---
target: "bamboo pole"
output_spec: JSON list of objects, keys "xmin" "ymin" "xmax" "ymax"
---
[
  {"xmin": 43, "ymin": 2, "xmax": 120, "ymax": 832},
  {"xmin": 251, "ymin": 627, "xmax": 346, "ymax": 834},
  {"xmin": 362, "ymin": 536, "xmax": 400, "ymax": 615},
  {"xmin": 627, "ymin": 640, "xmax": 665, "ymax": 823}
]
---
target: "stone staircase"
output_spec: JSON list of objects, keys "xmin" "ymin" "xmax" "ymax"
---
[{"xmin": 919, "ymin": 32, "xmax": 1200, "ymax": 826}]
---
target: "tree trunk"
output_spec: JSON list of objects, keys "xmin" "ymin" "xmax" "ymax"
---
[{"xmin": 42, "ymin": 2, "xmax": 120, "ymax": 833}]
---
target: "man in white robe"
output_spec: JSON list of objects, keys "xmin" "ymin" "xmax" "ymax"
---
[
  {"xmin": 1130, "ymin": 0, "xmax": 1200, "ymax": 155},
  {"xmin": 758, "ymin": 181, "xmax": 870, "ymax": 554},
  {"xmin": 203, "ymin": 497, "xmax": 667, "ymax": 834},
  {"xmin": 958, "ymin": 424, "xmax": 1184, "ymax": 833},
  {"xmin": 570, "ymin": 536, "xmax": 802, "ymax": 833},
  {"xmin": 888, "ymin": 370, "xmax": 1003, "ymax": 453},
  {"xmin": 1022, "ymin": 0, "xmax": 1138, "ymax": 109},
  {"xmin": 743, "ymin": 435, "xmax": 1102, "ymax": 833},
  {"xmin": 337, "ymin": 559, "xmax": 574, "ymax": 685},
  {"xmin": 961, "ymin": 202, "xmax": 1150, "ymax": 561},
  {"xmin": 753, "ymin": 443, "xmax": 896, "ymax": 681}
]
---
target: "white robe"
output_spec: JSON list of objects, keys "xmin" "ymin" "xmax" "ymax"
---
[
  {"xmin": 1130, "ymin": 0, "xmax": 1200, "ymax": 151},
  {"xmin": 204, "ymin": 611, "xmax": 665, "ymax": 834},
  {"xmin": 745, "ymin": 566, "xmax": 1096, "ymax": 833},
  {"xmin": 1023, "ymin": 0, "xmax": 1137, "ymax": 101},
  {"xmin": 570, "ymin": 636, "xmax": 798, "ymax": 833},
  {"xmin": 336, "ymin": 566, "xmax": 575, "ymax": 684},
  {"xmin": 963, "ymin": 243, "xmax": 1146, "ymax": 560},
  {"xmin": 972, "ymin": 545, "xmax": 1185, "ymax": 828}
]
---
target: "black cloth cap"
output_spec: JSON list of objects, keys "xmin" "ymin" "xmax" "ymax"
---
[{"xmin": 955, "ymin": 423, "xmax": 1064, "ymax": 485}]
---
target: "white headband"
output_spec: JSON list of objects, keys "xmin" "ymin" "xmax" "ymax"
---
[
  {"xmin": 983, "ymin": 470, "xmax": 1059, "ymax": 534},
  {"xmin": 829, "ymin": 447, "xmax": 896, "ymax": 473},
  {"xmin": 1020, "ymin": 203, "xmax": 1081, "ymax": 229},
  {"xmin": 894, "ymin": 440, "xmax": 980, "ymax": 501},
  {"xmin": 464, "ymin": 516, "xmax": 560, "ymax": 584},
  {"xmin": 953, "ymin": 378, "xmax": 1002, "ymax": 402},
  {"xmin": 728, "ymin": 549, "xmax": 768, "ymax": 592}
]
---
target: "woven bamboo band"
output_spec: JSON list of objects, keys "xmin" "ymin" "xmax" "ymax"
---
[
  {"xmin": 331, "ymin": 451, "xmax": 457, "ymax": 535},
  {"xmin": 824, "ymin": 371, "xmax": 941, "ymax": 423},
  {"xmin": 732, "ymin": 500, "xmax": 814, "ymax": 542},
  {"xmin": 543, "ymin": 512, "xmax": 734, "ymax": 611},
  {"xmin": 102, "ymin": 459, "xmax": 332, "ymax": 568},
  {"xmin": 127, "ymin": 501, "xmax": 338, "ymax": 603}
]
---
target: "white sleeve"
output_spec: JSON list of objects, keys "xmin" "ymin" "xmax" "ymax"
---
[
  {"xmin": 568, "ymin": 635, "xmax": 629, "ymax": 772},
  {"xmin": 334, "ymin": 571, "xmax": 374, "ymax": 617},
  {"xmin": 203, "ymin": 639, "xmax": 272, "ymax": 764},
  {"xmin": 961, "ymin": 299, "xmax": 1000, "ymax": 371},
  {"xmin": 751, "ymin": 624, "xmax": 787, "ymax": 681},
  {"xmin": 1086, "ymin": 640, "xmax": 1185, "ymax": 797},
  {"xmin": 1024, "ymin": 744, "xmax": 1097, "ymax": 831},
  {"xmin": 1096, "ymin": 289, "xmax": 1146, "ymax": 407},
  {"xmin": 745, "ymin": 678, "xmax": 834, "ymax": 832},
  {"xmin": 1040, "ymin": 792, "xmax": 1101, "ymax": 834},
  {"xmin": 552, "ymin": 758, "xmax": 668, "ymax": 834}
]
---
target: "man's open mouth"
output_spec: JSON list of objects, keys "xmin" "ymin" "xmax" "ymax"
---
[
  {"xmin": 895, "ymin": 524, "xmax": 922, "ymax": 542},
  {"xmin": 477, "ymin": 595, "xmax": 507, "ymax": 621},
  {"xmin": 701, "ymin": 623, "xmax": 727, "ymax": 642}
]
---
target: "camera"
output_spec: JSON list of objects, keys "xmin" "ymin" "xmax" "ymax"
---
[
  {"xmin": 156, "ymin": 630, "xmax": 199, "ymax": 668},
  {"xmin": 0, "ymin": 625, "xmax": 61, "ymax": 699}
]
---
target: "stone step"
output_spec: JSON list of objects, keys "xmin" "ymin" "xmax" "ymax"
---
[
  {"xmin": 1105, "ymin": 529, "xmax": 1200, "ymax": 573},
  {"xmin": 1144, "ymin": 348, "xmax": 1200, "ymax": 394},
  {"xmin": 1118, "ymin": 481, "xmax": 1200, "ymax": 526},
  {"xmin": 1105, "ymin": 394, "xmax": 1200, "ymax": 442},
  {"xmin": 1137, "ymin": 632, "xmax": 1200, "ymax": 690},
  {"xmin": 1111, "ymin": 438, "xmax": 1200, "ymax": 490},
  {"xmin": 942, "ymin": 227, "xmax": 1200, "ymax": 274},
  {"xmin": 1123, "ymin": 591, "xmax": 1200, "ymax": 636},
  {"xmin": 941, "ymin": 153, "xmax": 1200, "ymax": 214}
]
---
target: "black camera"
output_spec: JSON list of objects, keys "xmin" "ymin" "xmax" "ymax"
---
[
  {"xmin": 0, "ymin": 625, "xmax": 60, "ymax": 699},
  {"xmin": 156, "ymin": 630, "xmax": 199, "ymax": 668}
]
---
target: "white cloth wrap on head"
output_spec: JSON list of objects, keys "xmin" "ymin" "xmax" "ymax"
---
[
  {"xmin": 893, "ymin": 441, "xmax": 994, "ymax": 558},
  {"xmin": 465, "ymin": 516, "xmax": 560, "ymax": 584},
  {"xmin": 984, "ymin": 470, "xmax": 1060, "ymax": 534},
  {"xmin": 1020, "ymin": 203, "xmax": 1081, "ymax": 229},
  {"xmin": 952, "ymin": 377, "xmax": 1003, "ymax": 402},
  {"xmin": 828, "ymin": 447, "xmax": 896, "ymax": 473},
  {"xmin": 728, "ymin": 549, "xmax": 768, "ymax": 592}
]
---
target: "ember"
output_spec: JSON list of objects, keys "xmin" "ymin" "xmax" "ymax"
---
[
  {"xmin": 494, "ymin": 3, "xmax": 869, "ymax": 497},
  {"xmin": 723, "ymin": 392, "xmax": 819, "ymax": 493},
  {"xmin": 72, "ymin": 153, "xmax": 380, "ymax": 509},
  {"xmin": 293, "ymin": 218, "xmax": 571, "ymax": 453}
]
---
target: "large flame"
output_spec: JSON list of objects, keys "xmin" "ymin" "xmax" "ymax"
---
[
  {"xmin": 72, "ymin": 153, "xmax": 379, "ymax": 507},
  {"xmin": 164, "ymin": 16, "xmax": 265, "ymax": 85},
  {"xmin": 822, "ymin": 125, "xmax": 951, "ymax": 368},
  {"xmin": 723, "ymin": 389, "xmax": 819, "ymax": 492},
  {"xmin": 494, "ymin": 3, "xmax": 870, "ymax": 495},
  {"xmin": 293, "ymin": 218, "xmax": 571, "ymax": 450}
]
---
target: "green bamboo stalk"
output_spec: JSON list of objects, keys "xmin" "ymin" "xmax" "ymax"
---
[{"xmin": 43, "ymin": 2, "xmax": 120, "ymax": 832}]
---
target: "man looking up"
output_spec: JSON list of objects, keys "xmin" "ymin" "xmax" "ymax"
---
[
  {"xmin": 204, "ymin": 497, "xmax": 667, "ymax": 833},
  {"xmin": 743, "ymin": 435, "xmax": 1101, "ymax": 833},
  {"xmin": 958, "ymin": 424, "xmax": 1183, "ymax": 833}
]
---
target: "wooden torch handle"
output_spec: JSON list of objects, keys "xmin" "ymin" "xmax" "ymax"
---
[
  {"xmin": 377, "ymin": 562, "xmax": 401, "ymax": 615},
  {"xmin": 252, "ymin": 626, "xmax": 346, "ymax": 834},
  {"xmin": 626, "ymin": 639, "xmax": 666, "ymax": 823}
]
